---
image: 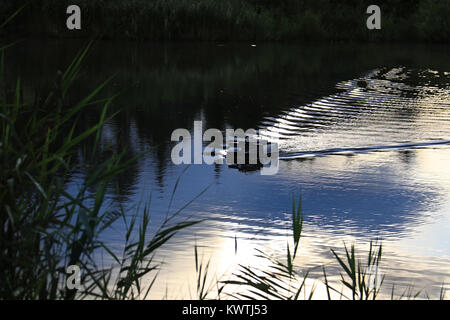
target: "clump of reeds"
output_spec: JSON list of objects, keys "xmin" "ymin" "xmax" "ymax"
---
[
  {"xmin": 0, "ymin": 9, "xmax": 205, "ymax": 299},
  {"xmin": 220, "ymin": 195, "xmax": 448, "ymax": 300}
]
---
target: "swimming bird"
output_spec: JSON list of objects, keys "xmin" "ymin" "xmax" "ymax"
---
[{"xmin": 357, "ymin": 79, "xmax": 368, "ymax": 89}]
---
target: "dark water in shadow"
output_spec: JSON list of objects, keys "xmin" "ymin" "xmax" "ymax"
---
[{"xmin": 6, "ymin": 40, "xmax": 450, "ymax": 299}]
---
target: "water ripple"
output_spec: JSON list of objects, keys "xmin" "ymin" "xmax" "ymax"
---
[{"xmin": 258, "ymin": 67, "xmax": 450, "ymax": 157}]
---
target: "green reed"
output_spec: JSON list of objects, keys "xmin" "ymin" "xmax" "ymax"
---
[{"xmin": 1, "ymin": 10, "xmax": 205, "ymax": 297}]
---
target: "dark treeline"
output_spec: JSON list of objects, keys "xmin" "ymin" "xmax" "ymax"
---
[{"xmin": 1, "ymin": 0, "xmax": 449, "ymax": 42}]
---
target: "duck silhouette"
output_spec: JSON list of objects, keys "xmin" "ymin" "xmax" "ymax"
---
[{"xmin": 357, "ymin": 79, "xmax": 368, "ymax": 89}]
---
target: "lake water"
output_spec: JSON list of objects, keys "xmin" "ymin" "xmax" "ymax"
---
[{"xmin": 7, "ymin": 40, "xmax": 450, "ymax": 299}]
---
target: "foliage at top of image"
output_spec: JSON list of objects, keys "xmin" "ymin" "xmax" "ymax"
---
[{"xmin": 1, "ymin": 0, "xmax": 450, "ymax": 42}]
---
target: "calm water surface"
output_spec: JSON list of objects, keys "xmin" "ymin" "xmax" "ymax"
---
[{"xmin": 7, "ymin": 40, "xmax": 450, "ymax": 299}]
